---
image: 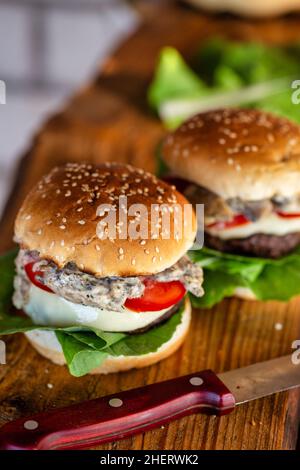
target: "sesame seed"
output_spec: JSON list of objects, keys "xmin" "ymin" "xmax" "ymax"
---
[
  {"xmin": 155, "ymin": 246, "xmax": 160, "ymax": 253},
  {"xmin": 62, "ymin": 218, "xmax": 67, "ymax": 223},
  {"xmin": 77, "ymin": 207, "xmax": 83, "ymax": 212},
  {"xmin": 144, "ymin": 249, "xmax": 150, "ymax": 255},
  {"xmin": 59, "ymin": 225, "xmax": 66, "ymax": 230},
  {"xmin": 25, "ymin": 215, "xmax": 31, "ymax": 220},
  {"xmin": 37, "ymin": 229, "xmax": 42, "ymax": 235},
  {"xmin": 131, "ymin": 258, "xmax": 136, "ymax": 266},
  {"xmin": 152, "ymin": 256, "xmax": 157, "ymax": 263},
  {"xmin": 65, "ymin": 191, "xmax": 71, "ymax": 197},
  {"xmin": 139, "ymin": 240, "xmax": 146, "ymax": 246},
  {"xmin": 118, "ymin": 254, "xmax": 124, "ymax": 260},
  {"xmin": 61, "ymin": 240, "xmax": 65, "ymax": 246},
  {"xmin": 46, "ymin": 220, "xmax": 52, "ymax": 225},
  {"xmin": 78, "ymin": 220, "xmax": 86, "ymax": 225},
  {"xmin": 118, "ymin": 247, "xmax": 124, "ymax": 254},
  {"xmin": 56, "ymin": 189, "xmax": 61, "ymax": 195},
  {"xmin": 95, "ymin": 245, "xmax": 100, "ymax": 251}
]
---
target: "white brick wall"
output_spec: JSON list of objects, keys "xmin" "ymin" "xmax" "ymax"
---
[
  {"xmin": 0, "ymin": 4, "xmax": 34, "ymax": 82},
  {"xmin": 46, "ymin": 5, "xmax": 137, "ymax": 85},
  {"xmin": 0, "ymin": 0, "xmax": 139, "ymax": 215},
  {"xmin": 0, "ymin": 1, "xmax": 138, "ymax": 86}
]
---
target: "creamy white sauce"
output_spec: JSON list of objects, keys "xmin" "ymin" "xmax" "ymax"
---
[
  {"xmin": 24, "ymin": 284, "xmax": 171, "ymax": 332},
  {"xmin": 206, "ymin": 213, "xmax": 300, "ymax": 240}
]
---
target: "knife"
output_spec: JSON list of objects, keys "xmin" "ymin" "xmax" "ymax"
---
[{"xmin": 0, "ymin": 354, "xmax": 299, "ymax": 450}]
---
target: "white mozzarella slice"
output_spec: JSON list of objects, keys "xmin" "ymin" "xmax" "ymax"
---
[
  {"xmin": 206, "ymin": 213, "xmax": 300, "ymax": 240},
  {"xmin": 24, "ymin": 284, "xmax": 172, "ymax": 333}
]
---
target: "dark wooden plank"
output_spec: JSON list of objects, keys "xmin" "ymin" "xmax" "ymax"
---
[{"xmin": 1, "ymin": 1, "xmax": 300, "ymax": 449}]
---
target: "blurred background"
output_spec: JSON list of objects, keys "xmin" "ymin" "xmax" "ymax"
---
[
  {"xmin": 1, "ymin": 0, "xmax": 300, "ymax": 218},
  {"xmin": 0, "ymin": 0, "xmax": 139, "ymax": 215}
]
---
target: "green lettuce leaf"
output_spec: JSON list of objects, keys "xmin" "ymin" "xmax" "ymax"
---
[
  {"xmin": 55, "ymin": 331, "xmax": 110, "ymax": 377},
  {"xmin": 0, "ymin": 249, "xmax": 185, "ymax": 376},
  {"xmin": 148, "ymin": 47, "xmax": 207, "ymax": 110},
  {"xmin": 197, "ymin": 38, "xmax": 300, "ymax": 85},
  {"xmin": 190, "ymin": 270, "xmax": 244, "ymax": 309},
  {"xmin": 56, "ymin": 305, "xmax": 183, "ymax": 376},
  {"xmin": 107, "ymin": 308, "xmax": 182, "ymax": 356},
  {"xmin": 149, "ymin": 39, "xmax": 300, "ymax": 127},
  {"xmin": 189, "ymin": 246, "xmax": 300, "ymax": 308},
  {"xmin": 0, "ymin": 249, "xmax": 18, "ymax": 311}
]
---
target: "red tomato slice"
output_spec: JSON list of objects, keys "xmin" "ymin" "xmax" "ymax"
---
[
  {"xmin": 276, "ymin": 211, "xmax": 300, "ymax": 219},
  {"xmin": 24, "ymin": 262, "xmax": 53, "ymax": 293},
  {"xmin": 206, "ymin": 214, "xmax": 250, "ymax": 231},
  {"xmin": 125, "ymin": 279, "xmax": 186, "ymax": 312}
]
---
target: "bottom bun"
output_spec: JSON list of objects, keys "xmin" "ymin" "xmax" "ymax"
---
[
  {"xmin": 25, "ymin": 297, "xmax": 191, "ymax": 374},
  {"xmin": 234, "ymin": 287, "xmax": 257, "ymax": 301}
]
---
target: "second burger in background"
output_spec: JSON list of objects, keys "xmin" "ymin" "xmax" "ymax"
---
[{"xmin": 162, "ymin": 108, "xmax": 300, "ymax": 307}]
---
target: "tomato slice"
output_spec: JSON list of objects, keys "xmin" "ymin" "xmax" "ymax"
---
[
  {"xmin": 276, "ymin": 211, "xmax": 300, "ymax": 219},
  {"xmin": 24, "ymin": 262, "xmax": 53, "ymax": 293},
  {"xmin": 206, "ymin": 214, "xmax": 250, "ymax": 231},
  {"xmin": 125, "ymin": 279, "xmax": 186, "ymax": 312}
]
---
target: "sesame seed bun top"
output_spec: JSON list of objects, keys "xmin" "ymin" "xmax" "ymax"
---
[
  {"xmin": 15, "ymin": 162, "xmax": 197, "ymax": 277},
  {"xmin": 184, "ymin": 0, "xmax": 300, "ymax": 18},
  {"xmin": 162, "ymin": 109, "xmax": 300, "ymax": 201}
]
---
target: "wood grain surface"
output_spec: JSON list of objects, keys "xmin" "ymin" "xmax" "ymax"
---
[{"xmin": 1, "ymin": 0, "xmax": 300, "ymax": 450}]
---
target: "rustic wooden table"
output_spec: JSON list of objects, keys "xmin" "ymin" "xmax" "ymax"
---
[{"xmin": 0, "ymin": 1, "xmax": 300, "ymax": 450}]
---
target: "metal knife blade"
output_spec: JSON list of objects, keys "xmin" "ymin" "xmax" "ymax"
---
[{"xmin": 218, "ymin": 354, "xmax": 300, "ymax": 405}]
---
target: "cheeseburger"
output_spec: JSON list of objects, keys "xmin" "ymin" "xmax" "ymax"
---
[
  {"xmin": 162, "ymin": 108, "xmax": 300, "ymax": 304},
  {"xmin": 12, "ymin": 162, "xmax": 203, "ymax": 375}
]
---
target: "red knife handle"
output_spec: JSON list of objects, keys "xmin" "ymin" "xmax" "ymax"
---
[{"xmin": 0, "ymin": 370, "xmax": 235, "ymax": 450}]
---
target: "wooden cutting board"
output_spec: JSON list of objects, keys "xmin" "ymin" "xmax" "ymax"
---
[{"xmin": 1, "ymin": 1, "xmax": 300, "ymax": 450}]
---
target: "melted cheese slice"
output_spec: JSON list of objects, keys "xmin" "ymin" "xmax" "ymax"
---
[
  {"xmin": 24, "ymin": 284, "xmax": 171, "ymax": 333},
  {"xmin": 206, "ymin": 213, "xmax": 300, "ymax": 240}
]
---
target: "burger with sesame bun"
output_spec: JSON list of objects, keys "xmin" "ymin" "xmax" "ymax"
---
[
  {"xmin": 162, "ymin": 108, "xmax": 300, "ymax": 307},
  {"xmin": 1, "ymin": 162, "xmax": 203, "ymax": 376}
]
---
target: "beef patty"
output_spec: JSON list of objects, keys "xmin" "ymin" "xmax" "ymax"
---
[
  {"xmin": 128, "ymin": 300, "xmax": 183, "ymax": 335},
  {"xmin": 205, "ymin": 232, "xmax": 300, "ymax": 259}
]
